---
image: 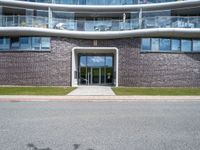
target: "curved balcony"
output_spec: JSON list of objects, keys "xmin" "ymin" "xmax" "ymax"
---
[
  {"xmin": 1, "ymin": 0, "xmax": 200, "ymax": 13},
  {"xmin": 0, "ymin": 15, "xmax": 200, "ymax": 39}
]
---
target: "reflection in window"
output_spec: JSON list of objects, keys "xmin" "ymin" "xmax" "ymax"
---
[
  {"xmin": 151, "ymin": 38, "xmax": 159, "ymax": 51},
  {"xmin": 87, "ymin": 56, "xmax": 105, "ymax": 67},
  {"xmin": 80, "ymin": 56, "xmax": 87, "ymax": 67},
  {"xmin": 11, "ymin": 37, "xmax": 20, "ymax": 49},
  {"xmin": 79, "ymin": 56, "xmax": 114, "ymax": 68},
  {"xmin": 0, "ymin": 38, "xmax": 10, "ymax": 50},
  {"xmin": 36, "ymin": 10, "xmax": 48, "ymax": 17},
  {"xmin": 106, "ymin": 56, "xmax": 113, "ymax": 67},
  {"xmin": 160, "ymin": 38, "xmax": 170, "ymax": 51},
  {"xmin": 171, "ymin": 39, "xmax": 181, "ymax": 51},
  {"xmin": 0, "ymin": 36, "xmax": 50, "ymax": 51},
  {"xmin": 141, "ymin": 38, "xmax": 151, "ymax": 51},
  {"xmin": 181, "ymin": 40, "xmax": 192, "ymax": 52},
  {"xmin": 193, "ymin": 40, "xmax": 200, "ymax": 52},
  {"xmin": 32, "ymin": 37, "xmax": 41, "ymax": 50},
  {"xmin": 79, "ymin": 0, "xmax": 86, "ymax": 4},
  {"xmin": 41, "ymin": 37, "xmax": 50, "ymax": 49},
  {"xmin": 54, "ymin": 0, "xmax": 77, "ymax": 4},
  {"xmin": 20, "ymin": 37, "xmax": 31, "ymax": 49}
]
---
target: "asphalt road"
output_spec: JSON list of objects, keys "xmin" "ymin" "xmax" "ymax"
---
[{"xmin": 0, "ymin": 101, "xmax": 200, "ymax": 150}]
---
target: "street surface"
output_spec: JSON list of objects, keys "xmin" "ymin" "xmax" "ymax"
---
[{"xmin": 0, "ymin": 101, "xmax": 200, "ymax": 150}]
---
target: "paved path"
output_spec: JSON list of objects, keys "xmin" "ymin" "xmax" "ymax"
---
[
  {"xmin": 68, "ymin": 86, "xmax": 115, "ymax": 96},
  {"xmin": 0, "ymin": 101, "xmax": 200, "ymax": 150}
]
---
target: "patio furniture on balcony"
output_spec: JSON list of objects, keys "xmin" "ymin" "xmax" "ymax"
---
[{"xmin": 94, "ymin": 25, "xmax": 112, "ymax": 31}]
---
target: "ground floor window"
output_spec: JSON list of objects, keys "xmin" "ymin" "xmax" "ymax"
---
[
  {"xmin": 141, "ymin": 38, "xmax": 200, "ymax": 53},
  {"xmin": 78, "ymin": 54, "xmax": 114, "ymax": 85},
  {"xmin": 0, "ymin": 36, "xmax": 51, "ymax": 51}
]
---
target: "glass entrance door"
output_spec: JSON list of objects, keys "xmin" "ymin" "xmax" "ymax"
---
[
  {"xmin": 92, "ymin": 68, "xmax": 100, "ymax": 84},
  {"xmin": 79, "ymin": 55, "xmax": 114, "ymax": 86},
  {"xmin": 84, "ymin": 67, "xmax": 101, "ymax": 85}
]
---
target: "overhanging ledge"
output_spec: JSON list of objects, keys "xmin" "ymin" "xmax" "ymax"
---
[{"xmin": 0, "ymin": 27, "xmax": 200, "ymax": 39}]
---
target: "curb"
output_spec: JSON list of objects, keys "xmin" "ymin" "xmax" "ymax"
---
[{"xmin": 0, "ymin": 96, "xmax": 200, "ymax": 102}]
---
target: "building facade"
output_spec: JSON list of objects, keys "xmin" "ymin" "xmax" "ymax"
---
[{"xmin": 0, "ymin": 0, "xmax": 200, "ymax": 87}]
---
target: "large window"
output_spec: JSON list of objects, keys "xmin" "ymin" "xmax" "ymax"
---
[
  {"xmin": 160, "ymin": 38, "xmax": 170, "ymax": 51},
  {"xmin": 106, "ymin": 56, "xmax": 113, "ymax": 67},
  {"xmin": 181, "ymin": 40, "xmax": 192, "ymax": 52},
  {"xmin": 171, "ymin": 39, "xmax": 181, "ymax": 51},
  {"xmin": 20, "ymin": 37, "xmax": 31, "ymax": 49},
  {"xmin": 141, "ymin": 38, "xmax": 200, "ymax": 53},
  {"xmin": 0, "ymin": 38, "xmax": 10, "ymax": 50},
  {"xmin": 11, "ymin": 37, "xmax": 20, "ymax": 49},
  {"xmin": 0, "ymin": 37, "xmax": 50, "ymax": 51},
  {"xmin": 87, "ymin": 56, "xmax": 105, "ymax": 67},
  {"xmin": 141, "ymin": 38, "xmax": 151, "ymax": 51},
  {"xmin": 193, "ymin": 40, "xmax": 200, "ymax": 52},
  {"xmin": 41, "ymin": 37, "xmax": 51, "ymax": 49},
  {"xmin": 32, "ymin": 37, "xmax": 41, "ymax": 50},
  {"xmin": 151, "ymin": 38, "xmax": 159, "ymax": 51}
]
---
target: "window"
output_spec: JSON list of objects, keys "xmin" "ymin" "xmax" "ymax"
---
[
  {"xmin": 87, "ymin": 56, "xmax": 105, "ymax": 67},
  {"xmin": 20, "ymin": 37, "xmax": 31, "ymax": 49},
  {"xmin": 11, "ymin": 37, "xmax": 20, "ymax": 49},
  {"xmin": 193, "ymin": 40, "xmax": 200, "ymax": 52},
  {"xmin": 80, "ymin": 56, "xmax": 87, "ymax": 67},
  {"xmin": 181, "ymin": 40, "xmax": 192, "ymax": 52},
  {"xmin": 141, "ymin": 38, "xmax": 200, "ymax": 53},
  {"xmin": 0, "ymin": 38, "xmax": 10, "ymax": 50},
  {"xmin": 0, "ymin": 36, "xmax": 50, "ymax": 51},
  {"xmin": 106, "ymin": 56, "xmax": 113, "ymax": 67},
  {"xmin": 141, "ymin": 38, "xmax": 151, "ymax": 51},
  {"xmin": 79, "ymin": 0, "xmax": 86, "ymax": 4},
  {"xmin": 171, "ymin": 39, "xmax": 181, "ymax": 51},
  {"xmin": 151, "ymin": 38, "xmax": 159, "ymax": 51},
  {"xmin": 41, "ymin": 37, "xmax": 50, "ymax": 50},
  {"xmin": 32, "ymin": 37, "xmax": 41, "ymax": 50},
  {"xmin": 160, "ymin": 39, "xmax": 170, "ymax": 51},
  {"xmin": 0, "ymin": 38, "xmax": 3, "ymax": 45},
  {"xmin": 36, "ymin": 10, "xmax": 48, "ymax": 17}
]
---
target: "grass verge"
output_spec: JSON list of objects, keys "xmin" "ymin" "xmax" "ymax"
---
[
  {"xmin": 112, "ymin": 87, "xmax": 200, "ymax": 96},
  {"xmin": 0, "ymin": 87, "xmax": 75, "ymax": 95}
]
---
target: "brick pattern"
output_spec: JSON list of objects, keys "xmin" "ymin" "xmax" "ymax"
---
[{"xmin": 0, "ymin": 37, "xmax": 200, "ymax": 87}]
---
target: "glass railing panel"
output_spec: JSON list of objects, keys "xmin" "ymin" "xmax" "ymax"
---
[{"xmin": 1, "ymin": 15, "xmax": 200, "ymax": 31}]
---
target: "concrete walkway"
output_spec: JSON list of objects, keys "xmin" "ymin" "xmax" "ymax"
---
[{"xmin": 68, "ymin": 86, "xmax": 115, "ymax": 96}]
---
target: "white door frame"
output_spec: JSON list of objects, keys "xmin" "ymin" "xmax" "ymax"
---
[{"xmin": 72, "ymin": 47, "xmax": 119, "ymax": 87}]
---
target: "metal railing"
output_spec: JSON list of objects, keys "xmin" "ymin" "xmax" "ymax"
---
[{"xmin": 0, "ymin": 15, "xmax": 200, "ymax": 31}]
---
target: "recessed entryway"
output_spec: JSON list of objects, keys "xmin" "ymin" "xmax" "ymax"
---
[
  {"xmin": 72, "ymin": 47, "xmax": 118, "ymax": 87},
  {"xmin": 79, "ymin": 55, "xmax": 114, "ymax": 86}
]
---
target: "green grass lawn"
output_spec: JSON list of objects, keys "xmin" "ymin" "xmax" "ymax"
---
[
  {"xmin": 112, "ymin": 87, "xmax": 200, "ymax": 96},
  {"xmin": 0, "ymin": 87, "xmax": 75, "ymax": 95}
]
